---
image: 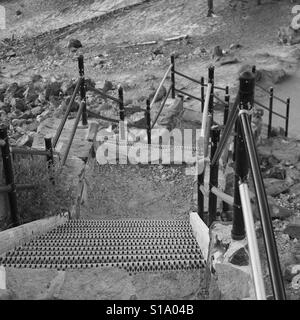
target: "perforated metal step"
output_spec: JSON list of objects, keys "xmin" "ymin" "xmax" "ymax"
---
[{"xmin": 0, "ymin": 219, "xmax": 205, "ymax": 273}]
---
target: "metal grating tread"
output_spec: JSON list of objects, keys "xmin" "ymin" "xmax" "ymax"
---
[{"xmin": 0, "ymin": 219, "xmax": 206, "ymax": 273}]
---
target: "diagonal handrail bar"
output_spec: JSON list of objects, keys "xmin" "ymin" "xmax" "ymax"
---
[
  {"xmin": 239, "ymin": 182, "xmax": 266, "ymax": 300},
  {"xmin": 61, "ymin": 101, "xmax": 85, "ymax": 166},
  {"xmin": 200, "ymin": 83, "xmax": 213, "ymax": 137},
  {"xmin": 210, "ymin": 93, "xmax": 240, "ymax": 167},
  {"xmin": 151, "ymin": 85, "xmax": 172, "ymax": 129},
  {"xmin": 86, "ymin": 85, "xmax": 122, "ymax": 105},
  {"xmin": 239, "ymin": 110, "xmax": 286, "ymax": 300},
  {"xmin": 149, "ymin": 64, "xmax": 172, "ymax": 110},
  {"xmin": 53, "ymin": 77, "xmax": 82, "ymax": 148}
]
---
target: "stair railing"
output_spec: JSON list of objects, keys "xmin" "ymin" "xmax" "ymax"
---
[{"xmin": 197, "ymin": 71, "xmax": 286, "ymax": 300}]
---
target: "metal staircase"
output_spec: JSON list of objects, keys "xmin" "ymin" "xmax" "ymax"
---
[{"xmin": 0, "ymin": 219, "xmax": 206, "ymax": 273}]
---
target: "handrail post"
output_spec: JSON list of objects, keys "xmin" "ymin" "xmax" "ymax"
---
[
  {"xmin": 0, "ymin": 125, "xmax": 19, "ymax": 226},
  {"xmin": 208, "ymin": 126, "xmax": 220, "ymax": 226},
  {"xmin": 208, "ymin": 65, "xmax": 214, "ymax": 119},
  {"xmin": 171, "ymin": 54, "xmax": 176, "ymax": 99},
  {"xmin": 45, "ymin": 136, "xmax": 54, "ymax": 185},
  {"xmin": 268, "ymin": 87, "xmax": 274, "ymax": 138},
  {"xmin": 224, "ymin": 86, "xmax": 229, "ymax": 125},
  {"xmin": 285, "ymin": 98, "xmax": 290, "ymax": 137},
  {"xmin": 78, "ymin": 55, "xmax": 88, "ymax": 126},
  {"xmin": 201, "ymin": 77, "xmax": 205, "ymax": 113},
  {"xmin": 232, "ymin": 71, "xmax": 255, "ymax": 240},
  {"xmin": 146, "ymin": 99, "xmax": 151, "ymax": 145},
  {"xmin": 118, "ymin": 86, "xmax": 125, "ymax": 121},
  {"xmin": 207, "ymin": 0, "xmax": 214, "ymax": 17}
]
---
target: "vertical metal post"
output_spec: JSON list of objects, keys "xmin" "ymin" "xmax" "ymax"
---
[
  {"xmin": 146, "ymin": 99, "xmax": 151, "ymax": 145},
  {"xmin": 268, "ymin": 87, "xmax": 273, "ymax": 138},
  {"xmin": 171, "ymin": 54, "xmax": 176, "ymax": 99},
  {"xmin": 45, "ymin": 137, "xmax": 54, "ymax": 185},
  {"xmin": 0, "ymin": 125, "xmax": 19, "ymax": 227},
  {"xmin": 285, "ymin": 98, "xmax": 290, "ymax": 137},
  {"xmin": 224, "ymin": 86, "xmax": 229, "ymax": 126},
  {"xmin": 232, "ymin": 71, "xmax": 255, "ymax": 240},
  {"xmin": 207, "ymin": 0, "xmax": 214, "ymax": 17},
  {"xmin": 208, "ymin": 127, "xmax": 220, "ymax": 226},
  {"xmin": 252, "ymin": 65, "xmax": 256, "ymax": 74},
  {"xmin": 201, "ymin": 77, "xmax": 205, "ymax": 113},
  {"xmin": 118, "ymin": 86, "xmax": 125, "ymax": 121},
  {"xmin": 208, "ymin": 66, "xmax": 214, "ymax": 119},
  {"xmin": 78, "ymin": 55, "xmax": 88, "ymax": 126}
]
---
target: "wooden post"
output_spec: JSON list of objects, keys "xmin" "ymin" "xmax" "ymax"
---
[
  {"xmin": 201, "ymin": 77, "xmax": 205, "ymax": 113},
  {"xmin": 44, "ymin": 137, "xmax": 54, "ymax": 185},
  {"xmin": 146, "ymin": 99, "xmax": 151, "ymax": 145}
]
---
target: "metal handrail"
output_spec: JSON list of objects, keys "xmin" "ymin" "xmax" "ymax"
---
[
  {"xmin": 210, "ymin": 93, "xmax": 240, "ymax": 167},
  {"xmin": 173, "ymin": 70, "xmax": 203, "ymax": 86},
  {"xmin": 174, "ymin": 88, "xmax": 202, "ymax": 102},
  {"xmin": 201, "ymin": 83, "xmax": 213, "ymax": 137},
  {"xmin": 61, "ymin": 101, "xmax": 85, "ymax": 166},
  {"xmin": 254, "ymin": 100, "xmax": 286, "ymax": 120},
  {"xmin": 86, "ymin": 85, "xmax": 122, "ymax": 104},
  {"xmin": 53, "ymin": 77, "xmax": 82, "ymax": 148},
  {"xmin": 256, "ymin": 83, "xmax": 287, "ymax": 104},
  {"xmin": 151, "ymin": 85, "xmax": 172, "ymax": 129},
  {"xmin": 239, "ymin": 110, "xmax": 286, "ymax": 300},
  {"xmin": 150, "ymin": 64, "xmax": 172, "ymax": 110},
  {"xmin": 239, "ymin": 182, "xmax": 266, "ymax": 300}
]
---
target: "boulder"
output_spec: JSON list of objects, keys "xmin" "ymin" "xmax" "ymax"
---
[
  {"xmin": 67, "ymin": 39, "xmax": 82, "ymax": 50},
  {"xmin": 45, "ymin": 81, "xmax": 62, "ymax": 100},
  {"xmin": 148, "ymin": 85, "xmax": 167, "ymax": 103},
  {"xmin": 11, "ymin": 98, "xmax": 27, "ymax": 112},
  {"xmin": 284, "ymin": 221, "xmax": 300, "ymax": 239},
  {"xmin": 16, "ymin": 134, "xmax": 33, "ymax": 147},
  {"xmin": 156, "ymin": 97, "xmax": 183, "ymax": 130},
  {"xmin": 263, "ymin": 178, "xmax": 292, "ymax": 196}
]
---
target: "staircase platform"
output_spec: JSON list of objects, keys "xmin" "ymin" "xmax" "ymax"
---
[{"xmin": 0, "ymin": 219, "xmax": 206, "ymax": 274}]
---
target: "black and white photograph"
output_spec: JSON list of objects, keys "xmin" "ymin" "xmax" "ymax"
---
[{"xmin": 0, "ymin": 0, "xmax": 300, "ymax": 305}]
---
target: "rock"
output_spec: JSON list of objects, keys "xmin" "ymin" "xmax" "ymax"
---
[
  {"xmin": 0, "ymin": 102, "xmax": 11, "ymax": 113},
  {"xmin": 284, "ymin": 264, "xmax": 300, "ymax": 282},
  {"xmin": 157, "ymin": 97, "xmax": 183, "ymax": 130},
  {"xmin": 265, "ymin": 166, "xmax": 286, "ymax": 180},
  {"xmin": 228, "ymin": 247, "xmax": 249, "ymax": 266},
  {"xmin": 11, "ymin": 98, "xmax": 27, "ymax": 112},
  {"xmin": 148, "ymin": 85, "xmax": 167, "ymax": 103},
  {"xmin": 213, "ymin": 263, "xmax": 253, "ymax": 300},
  {"xmin": 259, "ymin": 66, "xmax": 288, "ymax": 84},
  {"xmin": 284, "ymin": 222, "xmax": 300, "ymax": 239},
  {"xmin": 19, "ymin": 110, "xmax": 33, "ymax": 120},
  {"xmin": 263, "ymin": 178, "xmax": 292, "ymax": 196},
  {"xmin": 23, "ymin": 86, "xmax": 38, "ymax": 104},
  {"xmin": 92, "ymin": 56, "xmax": 106, "ymax": 67},
  {"xmin": 61, "ymin": 80, "xmax": 76, "ymax": 96},
  {"xmin": 219, "ymin": 55, "xmax": 239, "ymax": 66},
  {"xmin": 291, "ymin": 274, "xmax": 300, "ymax": 290},
  {"xmin": 65, "ymin": 97, "xmax": 79, "ymax": 112},
  {"xmin": 31, "ymin": 106, "xmax": 43, "ymax": 116},
  {"xmin": 45, "ymin": 81, "xmax": 62, "ymax": 100},
  {"xmin": 67, "ymin": 39, "xmax": 82, "ymax": 50},
  {"xmin": 102, "ymin": 80, "xmax": 114, "ymax": 93},
  {"xmin": 124, "ymin": 99, "xmax": 133, "ymax": 106},
  {"xmin": 5, "ymin": 83, "xmax": 25, "ymax": 99},
  {"xmin": 229, "ymin": 43, "xmax": 242, "ymax": 50},
  {"xmin": 16, "ymin": 134, "xmax": 33, "ymax": 147},
  {"xmin": 0, "ymin": 289, "xmax": 17, "ymax": 300}
]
